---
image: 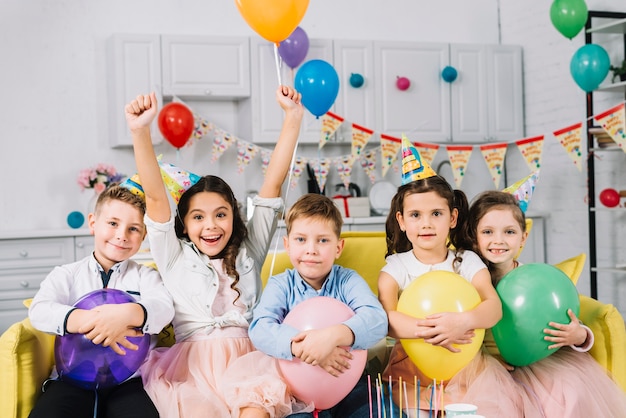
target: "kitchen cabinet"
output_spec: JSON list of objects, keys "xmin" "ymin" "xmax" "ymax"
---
[
  {"xmin": 240, "ymin": 38, "xmax": 333, "ymax": 144},
  {"xmin": 161, "ymin": 35, "xmax": 250, "ymax": 99},
  {"xmin": 584, "ymin": 11, "xmax": 626, "ymax": 300},
  {"xmin": 107, "ymin": 34, "xmax": 163, "ymax": 148}
]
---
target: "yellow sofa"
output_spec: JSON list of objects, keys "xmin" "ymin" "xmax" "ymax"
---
[{"xmin": 1, "ymin": 231, "xmax": 625, "ymax": 418}]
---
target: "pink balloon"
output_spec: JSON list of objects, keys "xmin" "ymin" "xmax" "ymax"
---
[{"xmin": 278, "ymin": 296, "xmax": 367, "ymax": 410}]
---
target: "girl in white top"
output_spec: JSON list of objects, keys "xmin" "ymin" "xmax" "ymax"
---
[
  {"xmin": 125, "ymin": 86, "xmax": 303, "ymax": 418},
  {"xmin": 378, "ymin": 175, "xmax": 521, "ymax": 418}
]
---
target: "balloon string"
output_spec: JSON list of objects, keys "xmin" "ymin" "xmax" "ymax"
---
[{"xmin": 273, "ymin": 43, "xmax": 283, "ymax": 86}]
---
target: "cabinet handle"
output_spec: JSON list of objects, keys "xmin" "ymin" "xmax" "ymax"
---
[
  {"xmin": 77, "ymin": 242, "xmax": 84, "ymax": 248},
  {"xmin": 20, "ymin": 280, "xmax": 29, "ymax": 288},
  {"xmin": 19, "ymin": 250, "xmax": 28, "ymax": 257},
  {"xmin": 204, "ymin": 89, "xmax": 212, "ymax": 95}
]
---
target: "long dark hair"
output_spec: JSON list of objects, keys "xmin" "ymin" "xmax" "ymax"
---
[
  {"xmin": 385, "ymin": 175, "xmax": 470, "ymax": 262},
  {"xmin": 175, "ymin": 175, "xmax": 248, "ymax": 299}
]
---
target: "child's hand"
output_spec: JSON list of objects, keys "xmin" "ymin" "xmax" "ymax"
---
[
  {"xmin": 276, "ymin": 85, "xmax": 303, "ymax": 118},
  {"xmin": 76, "ymin": 303, "xmax": 145, "ymax": 355},
  {"xmin": 415, "ymin": 312, "xmax": 472, "ymax": 352},
  {"xmin": 494, "ymin": 355, "xmax": 516, "ymax": 372},
  {"xmin": 544, "ymin": 309, "xmax": 587, "ymax": 349},
  {"xmin": 291, "ymin": 327, "xmax": 345, "ymax": 365},
  {"xmin": 317, "ymin": 346, "xmax": 353, "ymax": 377},
  {"xmin": 125, "ymin": 92, "xmax": 158, "ymax": 131}
]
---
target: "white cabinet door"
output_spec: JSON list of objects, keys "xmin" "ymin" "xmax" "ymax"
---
[
  {"xmin": 332, "ymin": 40, "xmax": 376, "ymax": 144},
  {"xmin": 244, "ymin": 38, "xmax": 333, "ymax": 144},
  {"xmin": 374, "ymin": 42, "xmax": 451, "ymax": 142},
  {"xmin": 107, "ymin": 34, "xmax": 163, "ymax": 148},
  {"xmin": 161, "ymin": 35, "xmax": 250, "ymax": 98}
]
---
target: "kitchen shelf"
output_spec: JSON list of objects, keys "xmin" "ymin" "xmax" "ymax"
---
[
  {"xmin": 586, "ymin": 17, "xmax": 626, "ymax": 34},
  {"xmin": 597, "ymin": 80, "xmax": 626, "ymax": 93}
]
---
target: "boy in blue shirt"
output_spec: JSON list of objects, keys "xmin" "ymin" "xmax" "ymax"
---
[{"xmin": 249, "ymin": 193, "xmax": 388, "ymax": 417}]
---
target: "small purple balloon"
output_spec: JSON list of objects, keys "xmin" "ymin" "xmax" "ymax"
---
[
  {"xmin": 278, "ymin": 26, "xmax": 309, "ymax": 69},
  {"xmin": 54, "ymin": 289, "xmax": 150, "ymax": 390}
]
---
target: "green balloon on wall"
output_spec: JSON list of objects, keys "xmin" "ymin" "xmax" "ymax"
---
[{"xmin": 550, "ymin": 0, "xmax": 588, "ymax": 40}]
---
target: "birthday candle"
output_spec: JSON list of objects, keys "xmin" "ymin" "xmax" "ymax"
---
[
  {"xmin": 403, "ymin": 380, "xmax": 409, "ymax": 418},
  {"xmin": 368, "ymin": 375, "xmax": 373, "ymax": 418},
  {"xmin": 379, "ymin": 377, "xmax": 387, "ymax": 418},
  {"xmin": 389, "ymin": 377, "xmax": 393, "ymax": 417},
  {"xmin": 440, "ymin": 381, "xmax": 444, "ymax": 415},
  {"xmin": 376, "ymin": 380, "xmax": 382, "ymax": 418},
  {"xmin": 417, "ymin": 379, "xmax": 420, "ymax": 414},
  {"xmin": 433, "ymin": 378, "xmax": 438, "ymax": 418},
  {"xmin": 429, "ymin": 380, "xmax": 434, "ymax": 418},
  {"xmin": 399, "ymin": 376, "xmax": 402, "ymax": 418}
]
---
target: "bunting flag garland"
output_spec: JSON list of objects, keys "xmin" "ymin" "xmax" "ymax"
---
[
  {"xmin": 260, "ymin": 149, "xmax": 272, "ymax": 175},
  {"xmin": 553, "ymin": 123, "xmax": 583, "ymax": 172},
  {"xmin": 236, "ymin": 141, "xmax": 259, "ymax": 173},
  {"xmin": 335, "ymin": 154, "xmax": 357, "ymax": 188},
  {"xmin": 593, "ymin": 103, "xmax": 626, "ymax": 152},
  {"xmin": 193, "ymin": 114, "xmax": 215, "ymax": 140},
  {"xmin": 310, "ymin": 157, "xmax": 332, "ymax": 192},
  {"xmin": 360, "ymin": 150, "xmax": 378, "ymax": 184},
  {"xmin": 412, "ymin": 141, "xmax": 440, "ymax": 165},
  {"xmin": 446, "ymin": 145, "xmax": 473, "ymax": 188},
  {"xmin": 515, "ymin": 135, "xmax": 544, "ymax": 172},
  {"xmin": 351, "ymin": 123, "xmax": 374, "ymax": 157},
  {"xmin": 319, "ymin": 112, "xmax": 344, "ymax": 150},
  {"xmin": 289, "ymin": 156, "xmax": 307, "ymax": 189},
  {"xmin": 479, "ymin": 142, "xmax": 509, "ymax": 188},
  {"xmin": 380, "ymin": 134, "xmax": 403, "ymax": 177},
  {"xmin": 211, "ymin": 128, "xmax": 236, "ymax": 162}
]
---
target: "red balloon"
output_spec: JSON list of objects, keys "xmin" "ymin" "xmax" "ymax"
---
[
  {"xmin": 158, "ymin": 102, "xmax": 194, "ymax": 148},
  {"xmin": 599, "ymin": 188, "xmax": 620, "ymax": 208}
]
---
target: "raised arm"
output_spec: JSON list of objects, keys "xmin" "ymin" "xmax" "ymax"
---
[
  {"xmin": 258, "ymin": 85, "xmax": 304, "ymax": 199},
  {"xmin": 125, "ymin": 92, "xmax": 171, "ymax": 223}
]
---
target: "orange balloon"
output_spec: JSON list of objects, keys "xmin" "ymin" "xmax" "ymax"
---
[
  {"xmin": 234, "ymin": 0, "xmax": 309, "ymax": 43},
  {"xmin": 397, "ymin": 271, "xmax": 484, "ymax": 381}
]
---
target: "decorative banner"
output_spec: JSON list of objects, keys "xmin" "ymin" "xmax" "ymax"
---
[
  {"xmin": 479, "ymin": 142, "xmax": 509, "ymax": 188},
  {"xmin": 593, "ymin": 103, "xmax": 626, "ymax": 153},
  {"xmin": 446, "ymin": 145, "xmax": 473, "ymax": 188},
  {"xmin": 380, "ymin": 134, "xmax": 403, "ymax": 178},
  {"xmin": 310, "ymin": 157, "xmax": 332, "ymax": 192},
  {"xmin": 211, "ymin": 128, "xmax": 236, "ymax": 162},
  {"xmin": 319, "ymin": 112, "xmax": 344, "ymax": 150},
  {"xmin": 516, "ymin": 135, "xmax": 545, "ymax": 172},
  {"xmin": 351, "ymin": 123, "xmax": 374, "ymax": 157},
  {"xmin": 290, "ymin": 156, "xmax": 307, "ymax": 189},
  {"xmin": 360, "ymin": 150, "xmax": 378, "ymax": 184},
  {"xmin": 412, "ymin": 141, "xmax": 440, "ymax": 165},
  {"xmin": 193, "ymin": 114, "xmax": 215, "ymax": 140},
  {"xmin": 236, "ymin": 141, "xmax": 259, "ymax": 174},
  {"xmin": 553, "ymin": 122, "xmax": 583, "ymax": 172},
  {"xmin": 335, "ymin": 154, "xmax": 357, "ymax": 188},
  {"xmin": 260, "ymin": 149, "xmax": 272, "ymax": 175}
]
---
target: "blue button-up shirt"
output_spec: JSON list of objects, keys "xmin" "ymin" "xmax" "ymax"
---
[{"xmin": 249, "ymin": 264, "xmax": 388, "ymax": 360}]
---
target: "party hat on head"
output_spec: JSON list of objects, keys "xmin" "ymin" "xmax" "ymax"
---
[
  {"xmin": 503, "ymin": 170, "xmax": 540, "ymax": 213},
  {"xmin": 401, "ymin": 134, "xmax": 437, "ymax": 185},
  {"xmin": 120, "ymin": 157, "xmax": 201, "ymax": 204}
]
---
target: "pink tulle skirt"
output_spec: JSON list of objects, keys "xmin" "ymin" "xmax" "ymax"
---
[
  {"xmin": 140, "ymin": 329, "xmax": 296, "ymax": 418},
  {"xmin": 511, "ymin": 347, "xmax": 626, "ymax": 418}
]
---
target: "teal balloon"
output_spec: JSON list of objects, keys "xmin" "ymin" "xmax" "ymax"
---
[
  {"xmin": 550, "ymin": 0, "xmax": 588, "ymax": 39},
  {"xmin": 492, "ymin": 263, "xmax": 580, "ymax": 367},
  {"xmin": 570, "ymin": 43, "xmax": 610, "ymax": 92},
  {"xmin": 295, "ymin": 59, "xmax": 340, "ymax": 118}
]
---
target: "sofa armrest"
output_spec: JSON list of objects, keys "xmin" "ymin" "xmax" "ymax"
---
[
  {"xmin": 579, "ymin": 295, "xmax": 626, "ymax": 392},
  {"xmin": 0, "ymin": 317, "xmax": 55, "ymax": 418}
]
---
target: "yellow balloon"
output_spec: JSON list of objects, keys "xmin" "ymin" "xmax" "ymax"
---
[
  {"xmin": 235, "ymin": 0, "xmax": 310, "ymax": 44},
  {"xmin": 397, "ymin": 271, "xmax": 484, "ymax": 381}
]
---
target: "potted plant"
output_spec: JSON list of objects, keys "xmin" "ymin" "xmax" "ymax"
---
[{"xmin": 609, "ymin": 59, "xmax": 626, "ymax": 83}]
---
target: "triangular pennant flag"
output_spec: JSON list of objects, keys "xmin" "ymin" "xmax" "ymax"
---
[
  {"xmin": 401, "ymin": 135, "xmax": 437, "ymax": 185},
  {"xmin": 360, "ymin": 149, "xmax": 378, "ymax": 184},
  {"xmin": 260, "ymin": 149, "xmax": 272, "ymax": 175},
  {"xmin": 553, "ymin": 122, "xmax": 583, "ymax": 172},
  {"xmin": 593, "ymin": 103, "xmax": 626, "ymax": 153},
  {"xmin": 193, "ymin": 113, "xmax": 215, "ymax": 140},
  {"xmin": 211, "ymin": 129, "xmax": 236, "ymax": 162},
  {"xmin": 310, "ymin": 157, "xmax": 332, "ymax": 192},
  {"xmin": 120, "ymin": 158, "xmax": 201, "ymax": 204},
  {"xmin": 289, "ymin": 156, "xmax": 307, "ymax": 189},
  {"xmin": 446, "ymin": 145, "xmax": 473, "ymax": 188},
  {"xmin": 236, "ymin": 140, "xmax": 259, "ymax": 174},
  {"xmin": 319, "ymin": 112, "xmax": 344, "ymax": 150},
  {"xmin": 335, "ymin": 154, "xmax": 357, "ymax": 188},
  {"xmin": 380, "ymin": 134, "xmax": 403, "ymax": 178},
  {"xmin": 503, "ymin": 170, "xmax": 540, "ymax": 213},
  {"xmin": 515, "ymin": 135, "xmax": 544, "ymax": 172},
  {"xmin": 412, "ymin": 141, "xmax": 439, "ymax": 165},
  {"xmin": 351, "ymin": 123, "xmax": 374, "ymax": 157},
  {"xmin": 479, "ymin": 142, "xmax": 509, "ymax": 188}
]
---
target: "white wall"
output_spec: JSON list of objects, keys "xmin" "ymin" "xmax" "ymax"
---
[{"xmin": 1, "ymin": 0, "xmax": 625, "ymax": 309}]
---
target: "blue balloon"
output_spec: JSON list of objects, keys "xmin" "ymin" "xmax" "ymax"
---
[
  {"xmin": 442, "ymin": 66, "xmax": 458, "ymax": 83},
  {"xmin": 295, "ymin": 59, "xmax": 340, "ymax": 118},
  {"xmin": 67, "ymin": 211, "xmax": 85, "ymax": 229},
  {"xmin": 570, "ymin": 44, "xmax": 610, "ymax": 92}
]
